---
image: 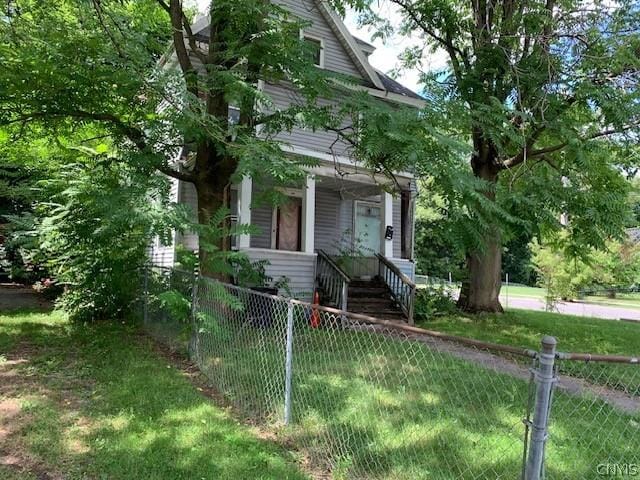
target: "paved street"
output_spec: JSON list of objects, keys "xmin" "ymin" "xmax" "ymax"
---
[{"xmin": 500, "ymin": 295, "xmax": 640, "ymax": 321}]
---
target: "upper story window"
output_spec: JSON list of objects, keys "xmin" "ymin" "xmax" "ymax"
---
[{"xmin": 302, "ymin": 34, "xmax": 324, "ymax": 68}]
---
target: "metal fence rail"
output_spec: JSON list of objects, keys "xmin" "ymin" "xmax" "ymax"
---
[{"xmin": 142, "ymin": 267, "xmax": 640, "ymax": 480}]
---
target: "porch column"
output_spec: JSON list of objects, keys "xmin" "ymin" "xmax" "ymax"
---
[
  {"xmin": 381, "ymin": 191, "xmax": 393, "ymax": 257},
  {"xmin": 301, "ymin": 174, "xmax": 315, "ymax": 253},
  {"xmin": 237, "ymin": 176, "xmax": 252, "ymax": 249}
]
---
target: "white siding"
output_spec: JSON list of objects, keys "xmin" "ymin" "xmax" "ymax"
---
[
  {"xmin": 314, "ymin": 188, "xmax": 341, "ymax": 252},
  {"xmin": 273, "ymin": 0, "xmax": 364, "ymax": 78},
  {"xmin": 178, "ymin": 181, "xmax": 199, "ymax": 252},
  {"xmin": 250, "ymin": 203, "xmax": 273, "ymax": 249},
  {"xmin": 263, "ymin": 82, "xmax": 353, "ymax": 157},
  {"xmin": 393, "ymin": 197, "xmax": 402, "ymax": 258},
  {"xmin": 338, "ymin": 198, "xmax": 354, "ymax": 250},
  {"xmin": 150, "ymin": 177, "xmax": 180, "ymax": 267},
  {"xmin": 391, "ymin": 258, "xmax": 415, "ymax": 282},
  {"xmin": 243, "ymin": 248, "xmax": 316, "ymax": 301}
]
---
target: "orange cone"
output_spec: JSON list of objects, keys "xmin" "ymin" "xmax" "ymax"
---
[{"xmin": 310, "ymin": 291, "xmax": 320, "ymax": 328}]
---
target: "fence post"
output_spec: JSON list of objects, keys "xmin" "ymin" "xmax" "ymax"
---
[
  {"xmin": 143, "ymin": 266, "xmax": 149, "ymax": 325},
  {"xmin": 505, "ymin": 273, "xmax": 509, "ymax": 310},
  {"xmin": 284, "ymin": 302, "xmax": 294, "ymax": 425},
  {"xmin": 525, "ymin": 335, "xmax": 557, "ymax": 480},
  {"xmin": 189, "ymin": 269, "xmax": 200, "ymax": 361}
]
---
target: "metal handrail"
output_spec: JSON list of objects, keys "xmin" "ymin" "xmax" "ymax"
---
[
  {"xmin": 375, "ymin": 253, "xmax": 416, "ymax": 324},
  {"xmin": 316, "ymin": 250, "xmax": 351, "ymax": 311}
]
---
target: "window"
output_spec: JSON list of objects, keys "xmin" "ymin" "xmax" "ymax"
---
[
  {"xmin": 303, "ymin": 35, "xmax": 324, "ymax": 68},
  {"xmin": 228, "ymin": 106, "xmax": 240, "ymax": 125}
]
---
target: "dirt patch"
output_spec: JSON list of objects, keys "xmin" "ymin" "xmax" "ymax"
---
[
  {"xmin": 0, "ymin": 342, "xmax": 79, "ymax": 480},
  {"xmin": 0, "ymin": 284, "xmax": 53, "ymax": 312}
]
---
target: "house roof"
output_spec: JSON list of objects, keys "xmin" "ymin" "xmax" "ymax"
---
[{"xmin": 376, "ymin": 70, "xmax": 423, "ymax": 100}]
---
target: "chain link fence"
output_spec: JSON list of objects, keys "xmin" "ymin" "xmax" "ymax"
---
[{"xmin": 142, "ymin": 267, "xmax": 639, "ymax": 480}]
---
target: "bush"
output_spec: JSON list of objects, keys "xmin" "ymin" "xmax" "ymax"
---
[
  {"xmin": 31, "ymin": 155, "xmax": 178, "ymax": 322},
  {"xmin": 414, "ymin": 284, "xmax": 458, "ymax": 321}
]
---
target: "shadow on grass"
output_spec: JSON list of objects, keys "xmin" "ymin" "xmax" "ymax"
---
[
  {"xmin": 194, "ymin": 317, "xmax": 639, "ymax": 480},
  {"xmin": 0, "ymin": 315, "xmax": 307, "ymax": 480}
]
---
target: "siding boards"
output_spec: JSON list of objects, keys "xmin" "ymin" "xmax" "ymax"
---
[
  {"xmin": 178, "ymin": 181, "xmax": 199, "ymax": 251},
  {"xmin": 391, "ymin": 258, "xmax": 415, "ymax": 282},
  {"xmin": 263, "ymin": 83, "xmax": 352, "ymax": 157},
  {"xmin": 250, "ymin": 181, "xmax": 274, "ymax": 249},
  {"xmin": 250, "ymin": 204, "xmax": 273, "ymax": 249},
  {"xmin": 273, "ymin": 0, "xmax": 364, "ymax": 78},
  {"xmin": 315, "ymin": 188, "xmax": 341, "ymax": 252},
  {"xmin": 393, "ymin": 197, "xmax": 402, "ymax": 258},
  {"xmin": 151, "ymin": 177, "xmax": 180, "ymax": 266},
  {"xmin": 244, "ymin": 249, "xmax": 316, "ymax": 301}
]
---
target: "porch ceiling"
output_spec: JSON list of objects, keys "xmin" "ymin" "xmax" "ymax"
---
[{"xmin": 315, "ymin": 175, "xmax": 382, "ymax": 199}]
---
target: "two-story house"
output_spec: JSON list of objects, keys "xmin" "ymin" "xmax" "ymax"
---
[{"xmin": 152, "ymin": 0, "xmax": 424, "ymax": 323}]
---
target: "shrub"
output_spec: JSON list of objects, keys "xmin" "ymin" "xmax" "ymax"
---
[
  {"xmin": 414, "ymin": 284, "xmax": 458, "ymax": 321},
  {"xmin": 31, "ymin": 155, "xmax": 178, "ymax": 322}
]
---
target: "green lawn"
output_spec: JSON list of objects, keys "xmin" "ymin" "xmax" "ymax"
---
[
  {"xmin": 164, "ymin": 307, "xmax": 640, "ymax": 480},
  {"xmin": 418, "ymin": 280, "xmax": 640, "ymax": 309},
  {"xmin": 417, "ymin": 309, "xmax": 640, "ymax": 399},
  {"xmin": 417, "ymin": 309, "xmax": 640, "ymax": 355},
  {"xmin": 0, "ymin": 310, "xmax": 306, "ymax": 480},
  {"xmin": 500, "ymin": 284, "xmax": 545, "ymax": 298}
]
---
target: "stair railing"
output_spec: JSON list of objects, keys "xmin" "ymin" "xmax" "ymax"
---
[
  {"xmin": 375, "ymin": 253, "xmax": 416, "ymax": 324},
  {"xmin": 316, "ymin": 250, "xmax": 350, "ymax": 311}
]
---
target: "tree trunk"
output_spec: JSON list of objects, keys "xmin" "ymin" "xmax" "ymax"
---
[
  {"xmin": 193, "ymin": 145, "xmax": 237, "ymax": 280},
  {"xmin": 457, "ymin": 231, "xmax": 504, "ymax": 313},
  {"xmin": 457, "ymin": 154, "xmax": 504, "ymax": 313},
  {"xmin": 195, "ymin": 179, "xmax": 225, "ymax": 278}
]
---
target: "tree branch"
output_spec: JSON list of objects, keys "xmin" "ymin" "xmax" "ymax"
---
[
  {"xmin": 501, "ymin": 123, "xmax": 639, "ymax": 169},
  {"xmin": 390, "ymin": 0, "xmax": 470, "ymax": 79},
  {"xmin": 156, "ymin": 162, "xmax": 196, "ymax": 183},
  {"xmin": 2, "ymin": 111, "xmax": 195, "ymax": 182},
  {"xmin": 165, "ymin": 0, "xmax": 198, "ymax": 95}
]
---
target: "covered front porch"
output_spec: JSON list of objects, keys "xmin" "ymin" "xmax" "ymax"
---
[{"xmin": 233, "ymin": 169, "xmax": 416, "ymax": 320}]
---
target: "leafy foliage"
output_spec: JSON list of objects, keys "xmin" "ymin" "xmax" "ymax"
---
[
  {"xmin": 335, "ymin": 0, "xmax": 640, "ymax": 311},
  {"xmin": 414, "ymin": 284, "xmax": 458, "ymax": 321},
  {"xmin": 532, "ymin": 236, "xmax": 640, "ymax": 307},
  {"xmin": 30, "ymin": 151, "xmax": 178, "ymax": 321}
]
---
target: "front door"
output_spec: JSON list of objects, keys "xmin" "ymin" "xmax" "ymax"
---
[
  {"xmin": 354, "ymin": 202, "xmax": 381, "ymax": 254},
  {"xmin": 275, "ymin": 197, "xmax": 302, "ymax": 251}
]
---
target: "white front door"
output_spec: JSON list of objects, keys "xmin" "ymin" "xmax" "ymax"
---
[{"xmin": 354, "ymin": 202, "xmax": 381, "ymax": 254}]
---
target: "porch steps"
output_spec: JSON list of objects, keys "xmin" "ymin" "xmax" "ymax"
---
[{"xmin": 346, "ymin": 277, "xmax": 406, "ymax": 322}]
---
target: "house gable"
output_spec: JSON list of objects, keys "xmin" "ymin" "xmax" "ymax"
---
[{"xmin": 283, "ymin": 0, "xmax": 385, "ymax": 89}]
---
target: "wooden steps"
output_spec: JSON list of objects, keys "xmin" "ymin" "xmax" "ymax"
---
[{"xmin": 346, "ymin": 277, "xmax": 407, "ymax": 322}]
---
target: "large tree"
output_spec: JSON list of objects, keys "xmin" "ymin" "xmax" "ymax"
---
[
  {"xmin": 1, "ymin": 0, "xmax": 361, "ymax": 276},
  {"xmin": 338, "ymin": 0, "xmax": 640, "ymax": 311}
]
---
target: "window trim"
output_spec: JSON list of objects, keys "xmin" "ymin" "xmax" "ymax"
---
[{"xmin": 300, "ymin": 31, "xmax": 325, "ymax": 69}]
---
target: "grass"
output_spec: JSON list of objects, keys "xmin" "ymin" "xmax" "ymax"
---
[
  {"xmin": 417, "ymin": 309, "xmax": 640, "ymax": 399},
  {"xmin": 0, "ymin": 309, "xmax": 307, "ymax": 480},
  {"xmin": 156, "ymin": 307, "xmax": 640, "ymax": 480},
  {"xmin": 418, "ymin": 280, "xmax": 640, "ymax": 309},
  {"xmin": 417, "ymin": 309, "xmax": 640, "ymax": 355},
  {"xmin": 500, "ymin": 285, "xmax": 545, "ymax": 298}
]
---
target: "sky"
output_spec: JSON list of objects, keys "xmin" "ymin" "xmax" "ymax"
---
[{"xmin": 192, "ymin": 0, "xmax": 449, "ymax": 93}]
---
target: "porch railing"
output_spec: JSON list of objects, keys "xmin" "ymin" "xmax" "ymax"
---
[
  {"xmin": 376, "ymin": 253, "xmax": 416, "ymax": 324},
  {"xmin": 316, "ymin": 250, "xmax": 350, "ymax": 311}
]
